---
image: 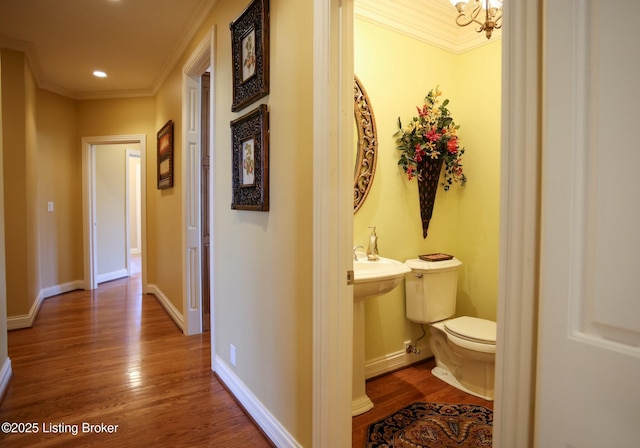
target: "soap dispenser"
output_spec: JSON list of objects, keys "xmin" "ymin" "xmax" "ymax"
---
[{"xmin": 366, "ymin": 226, "xmax": 379, "ymax": 261}]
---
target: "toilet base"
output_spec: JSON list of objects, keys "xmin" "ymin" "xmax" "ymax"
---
[
  {"xmin": 431, "ymin": 366, "xmax": 494, "ymax": 401},
  {"xmin": 428, "ymin": 321, "xmax": 495, "ymax": 401}
]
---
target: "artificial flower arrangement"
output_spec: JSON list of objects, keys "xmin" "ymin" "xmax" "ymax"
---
[{"xmin": 395, "ymin": 87, "xmax": 467, "ymax": 191}]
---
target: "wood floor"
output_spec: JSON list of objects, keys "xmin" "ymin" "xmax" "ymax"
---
[
  {"xmin": 352, "ymin": 359, "xmax": 494, "ymax": 447},
  {"xmin": 0, "ymin": 268, "xmax": 493, "ymax": 447},
  {"xmin": 0, "ymin": 273, "xmax": 273, "ymax": 447}
]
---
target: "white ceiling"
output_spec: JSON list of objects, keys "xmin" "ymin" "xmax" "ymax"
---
[{"xmin": 0, "ymin": 0, "xmax": 500, "ymax": 100}]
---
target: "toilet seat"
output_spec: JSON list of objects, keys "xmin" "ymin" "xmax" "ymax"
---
[{"xmin": 442, "ymin": 316, "xmax": 496, "ymax": 354}]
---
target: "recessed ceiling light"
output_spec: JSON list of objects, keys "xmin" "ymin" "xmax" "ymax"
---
[{"xmin": 93, "ymin": 70, "xmax": 107, "ymax": 78}]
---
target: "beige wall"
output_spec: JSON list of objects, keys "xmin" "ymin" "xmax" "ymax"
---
[
  {"xmin": 37, "ymin": 89, "xmax": 83, "ymax": 288},
  {"xmin": 354, "ymin": 19, "xmax": 501, "ymax": 360},
  {"xmin": 129, "ymin": 155, "xmax": 141, "ymax": 254},
  {"xmin": 2, "ymin": 0, "xmax": 315, "ymax": 443},
  {"xmin": 95, "ymin": 143, "xmax": 129, "ymax": 279},
  {"xmin": 77, "ymin": 97, "xmax": 157, "ymax": 287},
  {"xmin": 0, "ymin": 50, "xmax": 9, "ymax": 376},
  {"xmin": 152, "ymin": 63, "xmax": 183, "ymax": 310},
  {"xmin": 156, "ymin": 0, "xmax": 314, "ymax": 443},
  {"xmin": 1, "ymin": 49, "xmax": 40, "ymax": 317}
]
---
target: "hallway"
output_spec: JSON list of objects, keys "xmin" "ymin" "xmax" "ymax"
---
[{"xmin": 0, "ymin": 273, "xmax": 272, "ymax": 447}]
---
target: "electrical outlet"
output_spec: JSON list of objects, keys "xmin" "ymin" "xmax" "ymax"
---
[{"xmin": 230, "ymin": 344, "xmax": 236, "ymax": 367}]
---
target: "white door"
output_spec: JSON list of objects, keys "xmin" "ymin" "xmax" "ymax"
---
[{"xmin": 536, "ymin": 1, "xmax": 640, "ymax": 446}]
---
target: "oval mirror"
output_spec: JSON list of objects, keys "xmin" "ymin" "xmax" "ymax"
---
[{"xmin": 354, "ymin": 76, "xmax": 378, "ymax": 213}]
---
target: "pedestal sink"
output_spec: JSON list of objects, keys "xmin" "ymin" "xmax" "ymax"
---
[{"xmin": 352, "ymin": 253, "xmax": 411, "ymax": 416}]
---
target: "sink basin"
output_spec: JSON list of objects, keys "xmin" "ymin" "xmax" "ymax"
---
[{"xmin": 353, "ymin": 253, "xmax": 411, "ymax": 300}]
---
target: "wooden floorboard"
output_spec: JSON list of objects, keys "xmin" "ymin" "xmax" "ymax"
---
[
  {"xmin": 1, "ymin": 270, "xmax": 494, "ymax": 447},
  {"xmin": 352, "ymin": 359, "xmax": 494, "ymax": 448},
  {"xmin": 0, "ymin": 274, "xmax": 273, "ymax": 448}
]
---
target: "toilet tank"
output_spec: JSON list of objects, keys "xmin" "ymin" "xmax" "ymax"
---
[{"xmin": 404, "ymin": 257, "xmax": 462, "ymax": 324}]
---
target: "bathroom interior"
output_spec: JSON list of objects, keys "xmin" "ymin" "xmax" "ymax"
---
[{"xmin": 351, "ymin": 6, "xmax": 501, "ymax": 441}]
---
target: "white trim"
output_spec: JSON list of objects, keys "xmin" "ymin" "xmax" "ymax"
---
[
  {"xmin": 41, "ymin": 280, "xmax": 85, "ymax": 299},
  {"xmin": 364, "ymin": 342, "xmax": 432, "ymax": 380},
  {"xmin": 147, "ymin": 284, "xmax": 184, "ymax": 332},
  {"xmin": 0, "ymin": 358, "xmax": 12, "ymax": 399},
  {"xmin": 82, "ymin": 135, "xmax": 148, "ymax": 294},
  {"xmin": 493, "ymin": 0, "xmax": 540, "ymax": 446},
  {"xmin": 312, "ymin": 0, "xmax": 354, "ymax": 446},
  {"xmin": 96, "ymin": 269, "xmax": 129, "ymax": 285},
  {"xmin": 214, "ymin": 356, "xmax": 302, "ymax": 448},
  {"xmin": 181, "ymin": 29, "xmax": 215, "ymax": 337},
  {"xmin": 354, "ymin": 0, "xmax": 501, "ymax": 54},
  {"xmin": 6, "ymin": 291, "xmax": 44, "ymax": 330},
  {"xmin": 6, "ymin": 280, "xmax": 88, "ymax": 330}
]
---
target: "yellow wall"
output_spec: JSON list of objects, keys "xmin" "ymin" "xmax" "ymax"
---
[
  {"xmin": 151, "ymin": 62, "xmax": 183, "ymax": 310},
  {"xmin": 0, "ymin": 49, "xmax": 40, "ymax": 316},
  {"xmin": 454, "ymin": 43, "xmax": 501, "ymax": 320},
  {"xmin": 354, "ymin": 19, "xmax": 501, "ymax": 360},
  {"xmin": 145, "ymin": 0, "xmax": 315, "ymax": 443},
  {"xmin": 0, "ymin": 50, "xmax": 10, "ymax": 371},
  {"xmin": 37, "ymin": 90, "xmax": 83, "ymax": 287},
  {"xmin": 76, "ymin": 97, "xmax": 158, "ymax": 291}
]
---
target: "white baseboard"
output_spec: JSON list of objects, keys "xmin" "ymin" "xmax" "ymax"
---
[
  {"xmin": 214, "ymin": 356, "xmax": 302, "ymax": 448},
  {"xmin": 41, "ymin": 280, "xmax": 85, "ymax": 299},
  {"xmin": 365, "ymin": 341, "xmax": 433, "ymax": 380},
  {"xmin": 7, "ymin": 291, "xmax": 44, "ymax": 330},
  {"xmin": 7, "ymin": 280, "xmax": 84, "ymax": 330},
  {"xmin": 96, "ymin": 268, "xmax": 129, "ymax": 284},
  {"xmin": 0, "ymin": 357, "xmax": 12, "ymax": 400},
  {"xmin": 146, "ymin": 284, "xmax": 184, "ymax": 332}
]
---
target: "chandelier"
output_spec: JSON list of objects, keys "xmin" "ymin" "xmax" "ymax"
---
[{"xmin": 449, "ymin": 0, "xmax": 503, "ymax": 39}]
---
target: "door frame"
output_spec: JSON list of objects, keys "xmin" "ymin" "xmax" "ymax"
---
[
  {"xmin": 311, "ymin": 0, "xmax": 542, "ymax": 446},
  {"xmin": 181, "ymin": 28, "xmax": 215, "ymax": 337},
  {"xmin": 81, "ymin": 134, "xmax": 148, "ymax": 292}
]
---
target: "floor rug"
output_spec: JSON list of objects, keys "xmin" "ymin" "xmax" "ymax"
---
[{"xmin": 366, "ymin": 402, "xmax": 493, "ymax": 448}]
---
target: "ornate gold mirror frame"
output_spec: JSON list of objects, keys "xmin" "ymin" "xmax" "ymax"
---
[{"xmin": 354, "ymin": 76, "xmax": 378, "ymax": 213}]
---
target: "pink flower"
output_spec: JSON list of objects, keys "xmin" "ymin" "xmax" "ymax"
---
[
  {"xmin": 416, "ymin": 105, "xmax": 429, "ymax": 118},
  {"xmin": 406, "ymin": 165, "xmax": 415, "ymax": 180},
  {"xmin": 426, "ymin": 129, "xmax": 441, "ymax": 142},
  {"xmin": 447, "ymin": 137, "xmax": 458, "ymax": 153}
]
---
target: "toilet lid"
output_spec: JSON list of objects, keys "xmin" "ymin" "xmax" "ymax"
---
[{"xmin": 444, "ymin": 316, "xmax": 496, "ymax": 344}]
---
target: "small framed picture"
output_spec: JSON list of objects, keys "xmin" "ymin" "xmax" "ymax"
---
[
  {"xmin": 231, "ymin": 105, "xmax": 269, "ymax": 210},
  {"xmin": 157, "ymin": 120, "xmax": 174, "ymax": 189},
  {"xmin": 230, "ymin": 0, "xmax": 269, "ymax": 112}
]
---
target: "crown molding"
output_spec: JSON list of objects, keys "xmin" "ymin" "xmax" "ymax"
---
[{"xmin": 355, "ymin": 0, "xmax": 501, "ymax": 54}]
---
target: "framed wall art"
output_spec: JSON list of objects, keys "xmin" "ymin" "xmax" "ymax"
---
[
  {"xmin": 230, "ymin": 0, "xmax": 270, "ymax": 112},
  {"xmin": 157, "ymin": 120, "xmax": 174, "ymax": 189},
  {"xmin": 231, "ymin": 104, "xmax": 269, "ymax": 211}
]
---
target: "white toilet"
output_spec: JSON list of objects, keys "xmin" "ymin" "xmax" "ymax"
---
[{"xmin": 404, "ymin": 257, "xmax": 496, "ymax": 401}]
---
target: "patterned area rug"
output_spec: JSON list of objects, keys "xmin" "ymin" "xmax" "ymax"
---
[{"xmin": 366, "ymin": 402, "xmax": 493, "ymax": 448}]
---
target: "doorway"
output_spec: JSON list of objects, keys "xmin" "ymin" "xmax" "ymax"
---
[
  {"xmin": 312, "ymin": 0, "xmax": 540, "ymax": 446},
  {"xmin": 127, "ymin": 149, "xmax": 142, "ymax": 276},
  {"xmin": 82, "ymin": 135, "xmax": 148, "ymax": 293}
]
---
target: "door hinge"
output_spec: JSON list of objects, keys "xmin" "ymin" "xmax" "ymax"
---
[{"xmin": 347, "ymin": 270, "xmax": 354, "ymax": 285}]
